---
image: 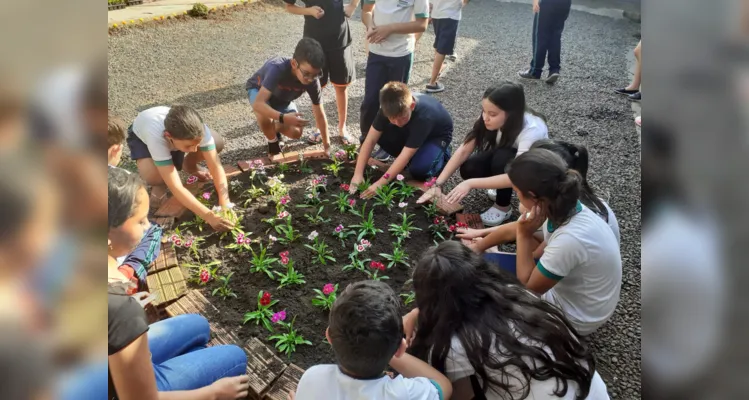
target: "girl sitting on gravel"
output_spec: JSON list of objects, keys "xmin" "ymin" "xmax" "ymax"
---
[
  {"xmin": 108, "ymin": 168, "xmax": 249, "ymax": 400},
  {"xmin": 460, "ymin": 139, "xmax": 620, "ymax": 261},
  {"xmin": 403, "ymin": 241, "xmax": 610, "ymax": 400},
  {"xmin": 507, "ymin": 148, "xmax": 622, "ymax": 336},
  {"xmin": 416, "ymin": 81, "xmax": 548, "ymax": 226}
]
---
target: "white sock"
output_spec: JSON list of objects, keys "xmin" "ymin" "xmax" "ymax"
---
[{"xmin": 267, "ymin": 137, "xmax": 278, "ymax": 144}]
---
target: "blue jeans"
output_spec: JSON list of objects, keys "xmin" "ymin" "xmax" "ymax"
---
[
  {"xmin": 359, "ymin": 52, "xmax": 414, "ymax": 138},
  {"xmin": 529, "ymin": 0, "xmax": 572, "ymax": 77},
  {"xmin": 484, "ymin": 252, "xmax": 518, "ymax": 276},
  {"xmin": 149, "ymin": 314, "xmax": 247, "ymax": 391},
  {"xmin": 405, "ymin": 140, "xmax": 451, "ymax": 181}
]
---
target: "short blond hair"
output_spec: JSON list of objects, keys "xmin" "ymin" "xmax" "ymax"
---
[{"xmin": 379, "ymin": 82, "xmax": 412, "ymax": 118}]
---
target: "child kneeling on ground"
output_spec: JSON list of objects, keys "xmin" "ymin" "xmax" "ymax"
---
[{"xmin": 290, "ymin": 280, "xmax": 453, "ymax": 400}]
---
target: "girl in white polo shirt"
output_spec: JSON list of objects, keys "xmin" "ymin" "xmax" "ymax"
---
[{"xmin": 507, "ymin": 148, "xmax": 622, "ymax": 335}]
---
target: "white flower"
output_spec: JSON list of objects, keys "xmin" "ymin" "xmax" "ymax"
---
[
  {"xmin": 396, "ymin": 174, "xmax": 405, "ymax": 181},
  {"xmin": 212, "ymin": 205, "xmax": 221, "ymax": 213},
  {"xmin": 398, "ymin": 202, "xmax": 407, "ymax": 208},
  {"xmin": 308, "ymin": 231, "xmax": 319, "ymax": 241},
  {"xmin": 226, "ymin": 202, "xmax": 235, "ymax": 209},
  {"xmin": 269, "ymin": 235, "xmax": 278, "ymax": 243}
]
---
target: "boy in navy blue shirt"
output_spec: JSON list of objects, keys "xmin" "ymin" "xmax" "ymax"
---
[
  {"xmin": 247, "ymin": 38, "xmax": 331, "ymax": 155},
  {"xmin": 349, "ymin": 82, "xmax": 453, "ymax": 197}
]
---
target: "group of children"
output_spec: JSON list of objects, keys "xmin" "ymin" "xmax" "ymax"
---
[{"xmin": 106, "ymin": 0, "xmax": 626, "ymax": 399}]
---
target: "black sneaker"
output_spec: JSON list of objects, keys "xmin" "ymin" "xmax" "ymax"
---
[
  {"xmin": 372, "ymin": 147, "xmax": 394, "ymax": 163},
  {"xmin": 517, "ymin": 70, "xmax": 541, "ymax": 80},
  {"xmin": 268, "ymin": 141, "xmax": 282, "ymax": 156},
  {"xmin": 614, "ymin": 88, "xmax": 639, "ymax": 96},
  {"xmin": 425, "ymin": 82, "xmax": 445, "ymax": 93},
  {"xmin": 628, "ymin": 92, "xmax": 641, "ymax": 102},
  {"xmin": 546, "ymin": 72, "xmax": 560, "ymax": 84}
]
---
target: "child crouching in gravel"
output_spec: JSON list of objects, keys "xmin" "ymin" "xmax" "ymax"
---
[{"xmin": 288, "ymin": 280, "xmax": 452, "ymax": 400}]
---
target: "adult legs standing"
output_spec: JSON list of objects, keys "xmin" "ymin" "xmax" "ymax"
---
[
  {"xmin": 359, "ymin": 52, "xmax": 414, "ymax": 141},
  {"xmin": 546, "ymin": 0, "xmax": 572, "ymax": 75}
]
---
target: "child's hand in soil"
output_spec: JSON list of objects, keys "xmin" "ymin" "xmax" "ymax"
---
[
  {"xmin": 360, "ymin": 179, "xmax": 383, "ymax": 199},
  {"xmin": 209, "ymin": 375, "xmax": 250, "ymax": 399},
  {"xmin": 455, "ymin": 227, "xmax": 482, "ymax": 240},
  {"xmin": 349, "ymin": 174, "xmax": 364, "ymax": 195},
  {"xmin": 416, "ymin": 186, "xmax": 442, "ymax": 204},
  {"xmin": 205, "ymin": 211, "xmax": 235, "ymax": 232},
  {"xmin": 186, "ymin": 167, "xmax": 212, "ymax": 182}
]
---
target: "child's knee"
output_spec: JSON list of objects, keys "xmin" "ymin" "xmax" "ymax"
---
[{"xmin": 284, "ymin": 126, "xmax": 303, "ymax": 140}]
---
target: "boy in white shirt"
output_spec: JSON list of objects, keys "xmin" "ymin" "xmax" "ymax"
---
[
  {"xmin": 360, "ymin": 0, "xmax": 430, "ymax": 161},
  {"xmin": 290, "ymin": 281, "xmax": 452, "ymax": 400},
  {"xmin": 126, "ymin": 105, "xmax": 235, "ymax": 231},
  {"xmin": 425, "ymin": 0, "xmax": 467, "ymax": 93}
]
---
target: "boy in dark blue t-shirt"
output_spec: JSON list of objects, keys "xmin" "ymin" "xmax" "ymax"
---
[
  {"xmin": 246, "ymin": 38, "xmax": 331, "ymax": 156},
  {"xmin": 349, "ymin": 82, "xmax": 453, "ymax": 198}
]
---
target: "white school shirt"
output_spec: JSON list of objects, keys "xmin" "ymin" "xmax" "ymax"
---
[
  {"xmin": 539, "ymin": 203, "xmax": 622, "ymax": 336},
  {"xmin": 132, "ymin": 106, "xmax": 216, "ymax": 167},
  {"xmin": 600, "ymin": 199, "xmax": 620, "ymax": 245},
  {"xmin": 295, "ymin": 364, "xmax": 444, "ymax": 400},
  {"xmin": 430, "ymin": 0, "xmax": 463, "ymax": 20},
  {"xmin": 496, "ymin": 112, "xmax": 549, "ymax": 155},
  {"xmin": 367, "ymin": 0, "xmax": 431, "ymax": 58},
  {"xmin": 445, "ymin": 336, "xmax": 610, "ymax": 399}
]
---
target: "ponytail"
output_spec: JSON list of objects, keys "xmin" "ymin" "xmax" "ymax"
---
[{"xmin": 507, "ymin": 149, "xmax": 581, "ymax": 229}]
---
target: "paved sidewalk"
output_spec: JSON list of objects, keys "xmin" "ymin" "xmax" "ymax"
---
[{"xmin": 108, "ymin": 0, "xmax": 254, "ymax": 24}]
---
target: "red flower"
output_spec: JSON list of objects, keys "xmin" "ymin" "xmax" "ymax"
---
[
  {"xmin": 260, "ymin": 292, "xmax": 272, "ymax": 306},
  {"xmin": 280, "ymin": 251, "xmax": 290, "ymax": 259},
  {"xmin": 456, "ymin": 222, "xmax": 468, "ymax": 229},
  {"xmin": 370, "ymin": 261, "xmax": 385, "ymax": 271},
  {"xmin": 340, "ymin": 184, "xmax": 350, "ymax": 191},
  {"xmin": 281, "ymin": 257, "xmax": 289, "ymax": 265},
  {"xmin": 448, "ymin": 224, "xmax": 456, "ymax": 232},
  {"xmin": 199, "ymin": 269, "xmax": 210, "ymax": 283}
]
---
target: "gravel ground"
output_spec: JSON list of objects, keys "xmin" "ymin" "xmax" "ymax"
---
[{"xmin": 109, "ymin": 1, "xmax": 641, "ymax": 397}]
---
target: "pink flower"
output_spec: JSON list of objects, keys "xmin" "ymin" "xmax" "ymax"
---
[
  {"xmin": 280, "ymin": 251, "xmax": 290, "ymax": 259},
  {"xmin": 269, "ymin": 235, "xmax": 278, "ymax": 243},
  {"xmin": 312, "ymin": 179, "xmax": 320, "ymax": 185},
  {"xmin": 236, "ymin": 233, "xmax": 245, "ymax": 244},
  {"xmin": 340, "ymin": 184, "xmax": 350, "ymax": 191},
  {"xmin": 335, "ymin": 150, "xmax": 346, "ymax": 160},
  {"xmin": 424, "ymin": 177, "xmax": 437, "ymax": 188},
  {"xmin": 357, "ymin": 244, "xmax": 365, "ymax": 252},
  {"xmin": 186, "ymin": 175, "xmax": 198, "ymax": 185},
  {"xmin": 199, "ymin": 269, "xmax": 210, "ymax": 283},
  {"xmin": 281, "ymin": 257, "xmax": 289, "ymax": 265},
  {"xmin": 280, "ymin": 195, "xmax": 290, "ymax": 205},
  {"xmin": 334, "ymin": 224, "xmax": 343, "ymax": 233},
  {"xmin": 383, "ymin": 173, "xmax": 391, "ymax": 179},
  {"xmin": 202, "ymin": 192, "xmax": 211, "ymax": 200},
  {"xmin": 277, "ymin": 211, "xmax": 290, "ymax": 219},
  {"xmin": 170, "ymin": 234, "xmax": 179, "ymax": 243},
  {"xmin": 323, "ymin": 283, "xmax": 336, "ymax": 295},
  {"xmin": 184, "ymin": 239, "xmax": 193, "ymax": 248},
  {"xmin": 396, "ymin": 174, "xmax": 404, "ymax": 181},
  {"xmin": 348, "ymin": 199, "xmax": 356, "ymax": 207},
  {"xmin": 244, "ymin": 237, "xmax": 252, "ymax": 245},
  {"xmin": 271, "ymin": 310, "xmax": 287, "ymax": 323},
  {"xmin": 174, "ymin": 238, "xmax": 183, "ymax": 247},
  {"xmin": 253, "ymin": 159, "xmax": 264, "ymax": 166},
  {"xmin": 360, "ymin": 239, "xmax": 371, "ymax": 247}
]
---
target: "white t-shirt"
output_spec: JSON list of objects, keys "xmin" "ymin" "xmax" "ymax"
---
[
  {"xmin": 445, "ymin": 336, "xmax": 610, "ymax": 399},
  {"xmin": 132, "ymin": 106, "xmax": 216, "ymax": 166},
  {"xmin": 496, "ymin": 112, "xmax": 549, "ymax": 155},
  {"xmin": 539, "ymin": 204, "xmax": 622, "ymax": 336},
  {"xmin": 600, "ymin": 200, "xmax": 620, "ymax": 244},
  {"xmin": 430, "ymin": 0, "xmax": 462, "ymax": 20},
  {"xmin": 367, "ymin": 0, "xmax": 431, "ymax": 58},
  {"xmin": 295, "ymin": 364, "xmax": 444, "ymax": 400}
]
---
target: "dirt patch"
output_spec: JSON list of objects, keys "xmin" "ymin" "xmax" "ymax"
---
[{"xmin": 175, "ymin": 160, "xmax": 452, "ymax": 367}]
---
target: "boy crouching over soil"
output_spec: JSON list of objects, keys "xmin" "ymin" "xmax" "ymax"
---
[
  {"xmin": 288, "ymin": 280, "xmax": 452, "ymax": 400},
  {"xmin": 247, "ymin": 38, "xmax": 331, "ymax": 156}
]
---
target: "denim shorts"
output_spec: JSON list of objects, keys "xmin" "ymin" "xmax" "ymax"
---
[{"xmin": 247, "ymin": 88, "xmax": 298, "ymax": 114}]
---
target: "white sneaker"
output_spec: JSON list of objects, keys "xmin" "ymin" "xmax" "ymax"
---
[
  {"xmin": 481, "ymin": 206, "xmax": 511, "ymax": 226},
  {"xmin": 487, "ymin": 189, "xmax": 497, "ymax": 201}
]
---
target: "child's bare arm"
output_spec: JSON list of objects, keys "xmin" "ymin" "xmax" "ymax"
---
[{"xmin": 389, "ymin": 353, "xmax": 453, "ymax": 399}]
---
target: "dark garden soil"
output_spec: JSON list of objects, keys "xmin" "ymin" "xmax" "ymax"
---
[{"xmin": 175, "ymin": 159, "xmax": 458, "ymax": 368}]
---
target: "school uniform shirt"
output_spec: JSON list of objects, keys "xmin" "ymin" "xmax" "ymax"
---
[
  {"xmin": 294, "ymin": 364, "xmax": 445, "ymax": 400},
  {"xmin": 132, "ymin": 107, "xmax": 216, "ymax": 167},
  {"xmin": 539, "ymin": 203, "xmax": 622, "ymax": 336},
  {"xmin": 430, "ymin": 0, "xmax": 463, "ymax": 20},
  {"xmin": 495, "ymin": 112, "xmax": 549, "ymax": 155},
  {"xmin": 372, "ymin": 93, "xmax": 453, "ymax": 156},
  {"xmin": 246, "ymin": 57, "xmax": 322, "ymax": 110},
  {"xmin": 601, "ymin": 200, "xmax": 621, "ymax": 245},
  {"xmin": 284, "ymin": 0, "xmax": 351, "ymax": 50},
  {"xmin": 108, "ymin": 293, "xmax": 150, "ymax": 399},
  {"xmin": 445, "ymin": 336, "xmax": 610, "ymax": 399},
  {"xmin": 367, "ymin": 0, "xmax": 431, "ymax": 58}
]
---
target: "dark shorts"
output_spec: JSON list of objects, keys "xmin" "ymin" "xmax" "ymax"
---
[
  {"xmin": 432, "ymin": 18, "xmax": 459, "ymax": 56},
  {"xmin": 322, "ymin": 46, "xmax": 355, "ymax": 87},
  {"xmin": 126, "ymin": 125, "xmax": 184, "ymax": 171}
]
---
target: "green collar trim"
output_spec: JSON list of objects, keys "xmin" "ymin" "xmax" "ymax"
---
[{"xmin": 546, "ymin": 201, "xmax": 583, "ymax": 233}]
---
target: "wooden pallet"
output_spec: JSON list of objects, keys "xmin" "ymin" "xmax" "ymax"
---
[
  {"xmin": 146, "ymin": 266, "xmax": 187, "ymax": 306},
  {"xmin": 147, "ymin": 244, "xmax": 178, "ymax": 274},
  {"xmin": 245, "ymin": 338, "xmax": 288, "ymax": 399},
  {"xmin": 165, "ymin": 289, "xmax": 220, "ymax": 317},
  {"xmin": 263, "ymin": 364, "xmax": 305, "ymax": 400}
]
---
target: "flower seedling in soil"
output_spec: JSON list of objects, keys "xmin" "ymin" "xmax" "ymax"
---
[
  {"xmin": 379, "ymin": 244, "xmax": 409, "ymax": 268},
  {"xmin": 394, "ymin": 175, "xmax": 417, "ymax": 202},
  {"xmin": 242, "ymin": 185, "xmax": 265, "ymax": 207},
  {"xmin": 304, "ymin": 231, "xmax": 336, "ymax": 264},
  {"xmin": 274, "ymin": 254, "xmax": 306, "ymax": 289},
  {"xmin": 355, "ymin": 177, "xmax": 372, "ymax": 193},
  {"xmin": 247, "ymin": 159, "xmax": 267, "ymax": 183},
  {"xmin": 299, "ymin": 154, "xmax": 314, "ymax": 174},
  {"xmin": 343, "ymin": 239, "xmax": 372, "ymax": 273},
  {"xmin": 180, "ymin": 213, "xmax": 206, "ymax": 233},
  {"xmin": 229, "ymin": 180, "xmax": 244, "ymax": 196},
  {"xmin": 249, "ymin": 243, "xmax": 278, "ymax": 280},
  {"xmin": 323, "ymin": 155, "xmax": 345, "ymax": 178},
  {"xmin": 373, "ymin": 183, "xmax": 398, "ymax": 210},
  {"xmin": 275, "ymin": 195, "xmax": 292, "ymax": 215},
  {"xmin": 401, "ymin": 291, "xmax": 415, "ymax": 306},
  {"xmin": 308, "ymin": 175, "xmax": 328, "ymax": 195},
  {"xmin": 332, "ymin": 190, "xmax": 352, "ymax": 213},
  {"xmin": 342, "ymin": 143, "xmax": 358, "ymax": 160},
  {"xmin": 332, "ymin": 224, "xmax": 356, "ymax": 247},
  {"xmin": 298, "ymin": 189, "xmax": 327, "ymax": 207},
  {"xmin": 350, "ymin": 209, "xmax": 384, "ymax": 241},
  {"xmin": 311, "ymin": 283, "xmax": 338, "ymax": 311},
  {"xmin": 277, "ymin": 162, "xmax": 291, "ymax": 174},
  {"xmin": 274, "ymin": 212, "xmax": 301, "ymax": 244},
  {"xmin": 422, "ymin": 202, "xmax": 440, "ymax": 220},
  {"xmin": 268, "ymin": 314, "xmax": 312, "ymax": 358},
  {"xmin": 224, "ymin": 231, "xmax": 254, "ymax": 253},
  {"xmin": 184, "ymin": 260, "xmax": 221, "ymax": 285},
  {"xmin": 267, "ymin": 175, "xmax": 289, "ymax": 201},
  {"xmin": 388, "ymin": 211, "xmax": 422, "ymax": 244},
  {"xmin": 367, "ymin": 261, "xmax": 389, "ymax": 281},
  {"xmin": 212, "ymin": 272, "xmax": 238, "ymax": 299},
  {"xmin": 169, "ymin": 229, "xmax": 204, "ymax": 258},
  {"xmin": 429, "ymin": 216, "xmax": 450, "ymax": 241},
  {"xmin": 243, "ymin": 291, "xmax": 279, "ymax": 332},
  {"xmin": 303, "ymin": 205, "xmax": 330, "ymax": 224}
]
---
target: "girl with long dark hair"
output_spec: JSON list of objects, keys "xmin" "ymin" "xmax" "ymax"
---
[
  {"xmin": 417, "ymin": 81, "xmax": 549, "ymax": 226},
  {"xmin": 460, "ymin": 139, "xmax": 620, "ymax": 257},
  {"xmin": 404, "ymin": 241, "xmax": 610, "ymax": 399},
  {"xmin": 507, "ymin": 149, "xmax": 621, "ymax": 335}
]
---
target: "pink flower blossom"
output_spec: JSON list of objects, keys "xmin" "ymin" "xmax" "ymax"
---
[
  {"xmin": 174, "ymin": 238, "xmax": 183, "ymax": 247},
  {"xmin": 424, "ymin": 177, "xmax": 437, "ymax": 188},
  {"xmin": 280, "ymin": 195, "xmax": 290, "ymax": 205},
  {"xmin": 396, "ymin": 174, "xmax": 404, "ymax": 181},
  {"xmin": 271, "ymin": 310, "xmax": 287, "ymax": 323},
  {"xmin": 335, "ymin": 150, "xmax": 347, "ymax": 161},
  {"xmin": 184, "ymin": 239, "xmax": 193, "ymax": 248},
  {"xmin": 281, "ymin": 257, "xmax": 289, "ymax": 265},
  {"xmin": 398, "ymin": 202, "xmax": 408, "ymax": 208},
  {"xmin": 340, "ymin": 184, "xmax": 350, "ymax": 191},
  {"xmin": 280, "ymin": 251, "xmax": 289, "ymax": 259},
  {"xmin": 323, "ymin": 283, "xmax": 336, "ymax": 295},
  {"xmin": 244, "ymin": 237, "xmax": 252, "ymax": 245},
  {"xmin": 170, "ymin": 234, "xmax": 179, "ymax": 243},
  {"xmin": 335, "ymin": 224, "xmax": 343, "ymax": 233},
  {"xmin": 269, "ymin": 235, "xmax": 278, "ymax": 243},
  {"xmin": 348, "ymin": 199, "xmax": 356, "ymax": 207},
  {"xmin": 236, "ymin": 233, "xmax": 245, "ymax": 244},
  {"xmin": 383, "ymin": 173, "xmax": 391, "ymax": 179},
  {"xmin": 199, "ymin": 269, "xmax": 211, "ymax": 283},
  {"xmin": 360, "ymin": 239, "xmax": 371, "ymax": 247},
  {"xmin": 253, "ymin": 159, "xmax": 264, "ymax": 166},
  {"xmin": 202, "ymin": 192, "xmax": 211, "ymax": 200},
  {"xmin": 357, "ymin": 244, "xmax": 365, "ymax": 252},
  {"xmin": 186, "ymin": 176, "xmax": 198, "ymax": 185},
  {"xmin": 277, "ymin": 211, "xmax": 290, "ymax": 219}
]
